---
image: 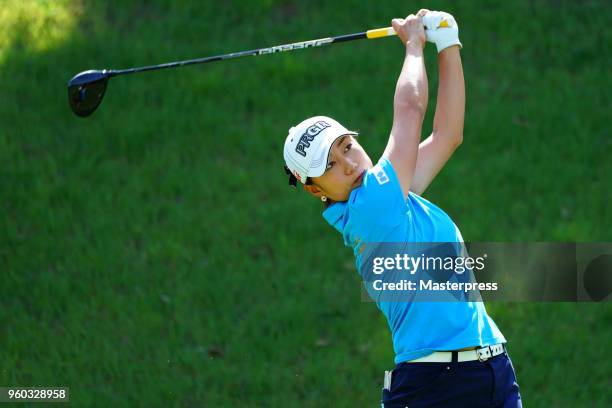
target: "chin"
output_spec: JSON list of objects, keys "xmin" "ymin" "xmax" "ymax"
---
[{"xmin": 331, "ymin": 193, "xmax": 350, "ymax": 203}]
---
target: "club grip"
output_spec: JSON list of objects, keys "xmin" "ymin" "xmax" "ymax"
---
[
  {"xmin": 366, "ymin": 27, "xmax": 396, "ymax": 39},
  {"xmin": 366, "ymin": 19, "xmax": 449, "ymax": 39}
]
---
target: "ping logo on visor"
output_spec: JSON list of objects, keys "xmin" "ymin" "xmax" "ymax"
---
[{"xmin": 295, "ymin": 121, "xmax": 331, "ymax": 157}]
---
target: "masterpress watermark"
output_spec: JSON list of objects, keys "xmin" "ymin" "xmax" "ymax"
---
[
  {"xmin": 369, "ymin": 252, "xmax": 495, "ymax": 296},
  {"xmin": 356, "ymin": 242, "xmax": 612, "ymax": 302}
]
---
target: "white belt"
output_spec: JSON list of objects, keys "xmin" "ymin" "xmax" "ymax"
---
[{"xmin": 407, "ymin": 344, "xmax": 506, "ymax": 363}]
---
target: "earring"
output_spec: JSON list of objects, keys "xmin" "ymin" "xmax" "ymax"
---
[{"xmin": 321, "ymin": 196, "xmax": 327, "ymax": 202}]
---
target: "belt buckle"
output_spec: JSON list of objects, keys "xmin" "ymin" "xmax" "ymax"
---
[{"xmin": 477, "ymin": 346, "xmax": 491, "ymax": 362}]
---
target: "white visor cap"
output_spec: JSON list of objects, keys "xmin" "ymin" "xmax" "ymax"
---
[{"xmin": 283, "ymin": 116, "xmax": 357, "ymax": 184}]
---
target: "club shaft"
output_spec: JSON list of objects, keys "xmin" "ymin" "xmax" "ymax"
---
[{"xmin": 108, "ymin": 27, "xmax": 397, "ymax": 77}]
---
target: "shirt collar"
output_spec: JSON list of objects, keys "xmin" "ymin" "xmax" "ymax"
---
[{"xmin": 322, "ymin": 201, "xmax": 347, "ymax": 234}]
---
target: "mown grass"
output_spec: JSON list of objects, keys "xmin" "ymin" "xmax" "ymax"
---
[{"xmin": 1, "ymin": 0, "xmax": 611, "ymax": 406}]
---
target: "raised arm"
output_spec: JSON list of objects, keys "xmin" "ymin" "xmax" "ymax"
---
[
  {"xmin": 382, "ymin": 15, "xmax": 428, "ymax": 198},
  {"xmin": 410, "ymin": 11, "xmax": 465, "ymax": 195}
]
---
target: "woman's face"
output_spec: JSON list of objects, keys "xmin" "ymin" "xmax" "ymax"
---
[{"xmin": 308, "ymin": 135, "xmax": 372, "ymax": 202}]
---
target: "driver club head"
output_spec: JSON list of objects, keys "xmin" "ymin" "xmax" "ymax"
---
[{"xmin": 67, "ymin": 70, "xmax": 110, "ymax": 117}]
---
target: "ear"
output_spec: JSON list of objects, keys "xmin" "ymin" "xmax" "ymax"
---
[{"xmin": 303, "ymin": 183, "xmax": 324, "ymax": 198}]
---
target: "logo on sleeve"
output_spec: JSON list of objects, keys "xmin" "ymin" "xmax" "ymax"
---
[{"xmin": 373, "ymin": 165, "xmax": 389, "ymax": 185}]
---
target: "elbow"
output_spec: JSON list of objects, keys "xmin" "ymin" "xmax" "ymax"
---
[
  {"xmin": 432, "ymin": 130, "xmax": 463, "ymax": 151},
  {"xmin": 454, "ymin": 132, "xmax": 463, "ymax": 147},
  {"xmin": 447, "ymin": 133, "xmax": 463, "ymax": 150},
  {"xmin": 432, "ymin": 127, "xmax": 463, "ymax": 147}
]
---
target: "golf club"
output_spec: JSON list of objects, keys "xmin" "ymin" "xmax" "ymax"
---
[{"xmin": 68, "ymin": 20, "xmax": 448, "ymax": 117}]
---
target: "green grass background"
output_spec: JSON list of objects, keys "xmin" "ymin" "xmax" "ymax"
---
[{"xmin": 1, "ymin": 0, "xmax": 611, "ymax": 406}]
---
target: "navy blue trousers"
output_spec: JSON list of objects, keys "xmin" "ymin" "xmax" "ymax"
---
[{"xmin": 381, "ymin": 352, "xmax": 521, "ymax": 407}]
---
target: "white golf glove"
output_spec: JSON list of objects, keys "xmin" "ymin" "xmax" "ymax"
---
[{"xmin": 422, "ymin": 11, "xmax": 462, "ymax": 53}]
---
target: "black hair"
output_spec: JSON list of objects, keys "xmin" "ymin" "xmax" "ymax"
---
[
  {"xmin": 283, "ymin": 165, "xmax": 312, "ymax": 187},
  {"xmin": 284, "ymin": 164, "xmax": 331, "ymax": 208}
]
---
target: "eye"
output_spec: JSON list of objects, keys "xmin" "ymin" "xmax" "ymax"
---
[
  {"xmin": 326, "ymin": 161, "xmax": 335, "ymax": 170},
  {"xmin": 344, "ymin": 143, "xmax": 352, "ymax": 152}
]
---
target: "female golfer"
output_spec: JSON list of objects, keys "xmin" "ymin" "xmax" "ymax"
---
[{"xmin": 283, "ymin": 9, "xmax": 521, "ymax": 407}]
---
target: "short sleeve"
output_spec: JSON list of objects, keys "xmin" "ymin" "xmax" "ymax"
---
[{"xmin": 350, "ymin": 157, "xmax": 407, "ymax": 227}]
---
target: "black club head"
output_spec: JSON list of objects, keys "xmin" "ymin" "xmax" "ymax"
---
[{"xmin": 67, "ymin": 70, "xmax": 110, "ymax": 117}]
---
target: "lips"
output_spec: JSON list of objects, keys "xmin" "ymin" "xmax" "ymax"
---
[{"xmin": 353, "ymin": 170, "xmax": 366, "ymax": 188}]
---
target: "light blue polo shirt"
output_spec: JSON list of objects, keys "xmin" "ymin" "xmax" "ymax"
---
[{"xmin": 323, "ymin": 157, "xmax": 506, "ymax": 364}]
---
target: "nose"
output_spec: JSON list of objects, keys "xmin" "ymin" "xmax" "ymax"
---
[{"xmin": 342, "ymin": 157, "xmax": 358, "ymax": 176}]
